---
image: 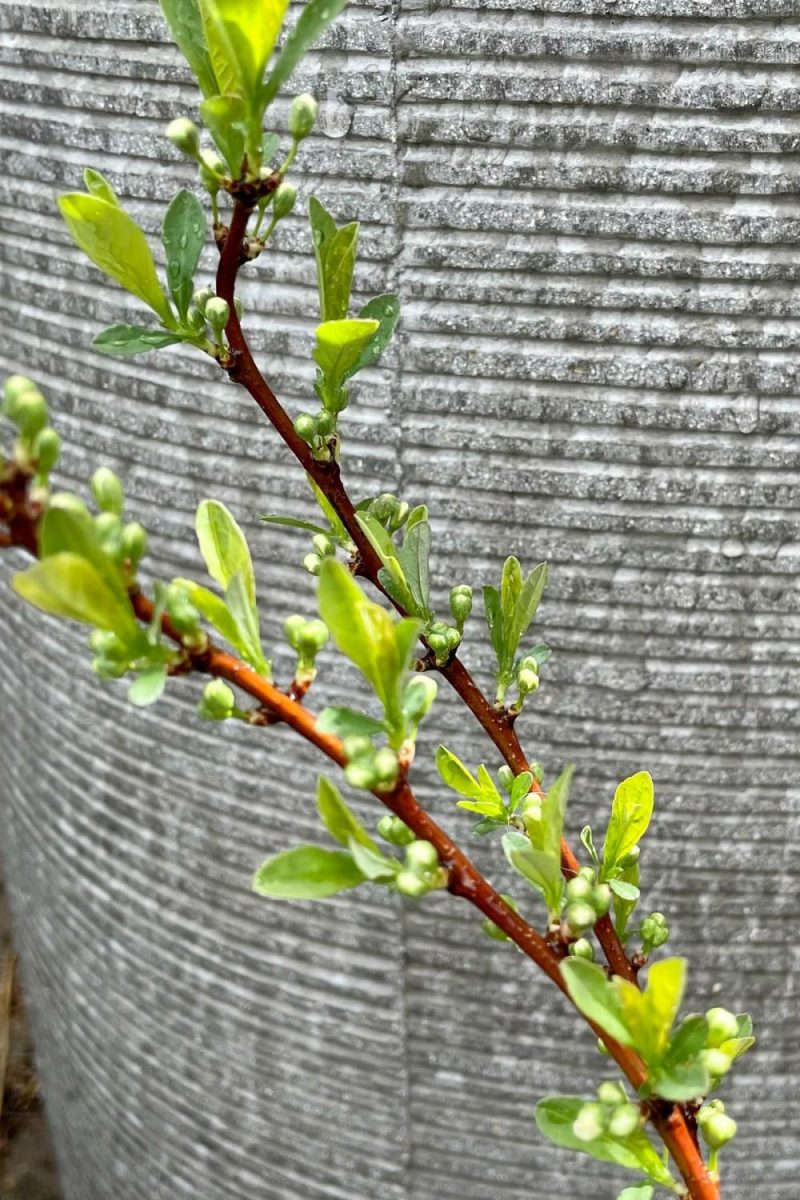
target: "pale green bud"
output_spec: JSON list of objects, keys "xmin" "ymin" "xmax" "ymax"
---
[
  {"xmin": 289, "ymin": 92, "xmax": 318, "ymax": 140},
  {"xmin": 198, "ymin": 679, "xmax": 235, "ymax": 721},
  {"xmin": 199, "ymin": 149, "xmax": 224, "ymax": 193},
  {"xmin": 405, "ymin": 840, "xmax": 439, "ymax": 872},
  {"xmin": 297, "ymin": 618, "xmax": 329, "ymax": 655},
  {"xmin": 33, "ymin": 427, "xmax": 60, "ymax": 475},
  {"xmin": 403, "ymin": 675, "xmax": 437, "ymax": 723},
  {"xmin": 705, "ymin": 1008, "xmax": 739, "ymax": 1048},
  {"xmin": 568, "ymin": 938, "xmax": 595, "ymax": 961},
  {"xmin": 498, "ymin": 765, "xmax": 514, "ymax": 793},
  {"xmin": 94, "ymin": 511, "xmax": 121, "ymax": 542},
  {"xmin": 88, "ymin": 629, "xmax": 128, "ymax": 660},
  {"xmin": 166, "ymin": 117, "xmax": 200, "ymax": 157},
  {"xmin": 284, "ymin": 614, "xmax": 307, "ymax": 649},
  {"xmin": 186, "ymin": 306, "xmax": 207, "ymax": 334},
  {"xmin": 272, "ymin": 182, "xmax": 297, "ymax": 220},
  {"xmin": 92, "ymin": 656, "xmax": 127, "ymax": 680},
  {"xmin": 303, "ymin": 552, "xmax": 322, "ymax": 576},
  {"xmin": 370, "ymin": 493, "xmax": 397, "ymax": 523},
  {"xmin": 294, "ymin": 413, "xmax": 316, "ymax": 443},
  {"xmin": 564, "ymin": 901, "xmax": 597, "ymax": 936},
  {"xmin": 49, "ymin": 492, "xmax": 89, "ymax": 518},
  {"xmin": 572, "ymin": 1103, "xmax": 606, "ymax": 1143},
  {"xmin": 700, "ymin": 1112, "xmax": 737, "ymax": 1149},
  {"xmin": 342, "ymin": 735, "xmax": 373, "ymax": 761},
  {"xmin": 192, "ymin": 288, "xmax": 214, "ymax": 313},
  {"xmin": 373, "ymin": 747, "xmax": 399, "ymax": 787},
  {"xmin": 591, "ymin": 883, "xmax": 612, "ymax": 918},
  {"xmin": 311, "ymin": 533, "xmax": 334, "ymax": 558},
  {"xmin": 344, "ymin": 760, "xmax": 378, "ymax": 790},
  {"xmin": 388, "ymin": 501, "xmax": 409, "ymax": 532},
  {"xmin": 376, "ymin": 815, "xmax": 415, "ymax": 846},
  {"xmin": 91, "ymin": 466, "xmax": 124, "ymax": 515},
  {"xmin": 517, "ymin": 666, "xmax": 540, "ymax": 694},
  {"xmin": 315, "ymin": 409, "xmax": 335, "ymax": 438},
  {"xmin": 395, "ymin": 869, "xmax": 429, "ymax": 898},
  {"xmin": 597, "ymin": 1081, "xmax": 627, "ymax": 1106},
  {"xmin": 566, "ymin": 875, "xmax": 594, "ymax": 903},
  {"xmin": 700, "ymin": 1048, "xmax": 733, "ymax": 1080},
  {"xmin": 205, "ymin": 297, "xmax": 230, "ymax": 332},
  {"xmin": 578, "ymin": 865, "xmax": 597, "ymax": 883},
  {"xmin": 120, "ymin": 521, "xmax": 148, "ymax": 567},
  {"xmin": 608, "ymin": 1104, "xmax": 641, "ymax": 1139},
  {"xmin": 449, "ymin": 584, "xmax": 473, "ymax": 626},
  {"xmin": 4, "ymin": 380, "xmax": 48, "ymax": 438}
]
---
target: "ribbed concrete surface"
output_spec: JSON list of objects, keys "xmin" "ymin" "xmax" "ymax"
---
[{"xmin": 0, "ymin": 1, "xmax": 798, "ymax": 1197}]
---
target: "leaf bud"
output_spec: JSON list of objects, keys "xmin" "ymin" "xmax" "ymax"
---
[
  {"xmin": 705, "ymin": 1007, "xmax": 739, "ymax": 1048},
  {"xmin": 32, "ymin": 427, "xmax": 60, "ymax": 475},
  {"xmin": 120, "ymin": 521, "xmax": 148, "ymax": 568},
  {"xmin": 205, "ymin": 297, "xmax": 230, "ymax": 332},
  {"xmin": 373, "ymin": 747, "xmax": 400, "ymax": 787},
  {"xmin": 166, "ymin": 117, "xmax": 200, "ymax": 157},
  {"xmin": 591, "ymin": 882, "xmax": 612, "ymax": 917},
  {"xmin": 294, "ymin": 412, "xmax": 316, "ymax": 443},
  {"xmin": 699, "ymin": 1048, "xmax": 733, "ymax": 1080},
  {"xmin": 303, "ymin": 552, "xmax": 322, "ymax": 576},
  {"xmin": 597, "ymin": 1081, "xmax": 627, "ymax": 1106},
  {"xmin": 481, "ymin": 916, "xmax": 510, "ymax": 942},
  {"xmin": 608, "ymin": 1103, "xmax": 641, "ymax": 1139},
  {"xmin": 405, "ymin": 840, "xmax": 439, "ymax": 873},
  {"xmin": 403, "ymin": 675, "xmax": 437, "ymax": 723},
  {"xmin": 572, "ymin": 1102, "xmax": 606, "ymax": 1143},
  {"xmin": 272, "ymin": 182, "xmax": 297, "ymax": 220},
  {"xmin": 566, "ymin": 875, "xmax": 594, "ymax": 903},
  {"xmin": 564, "ymin": 901, "xmax": 597, "ymax": 937},
  {"xmin": 3, "ymin": 379, "xmax": 48, "ymax": 438},
  {"xmin": 568, "ymin": 938, "xmax": 595, "ymax": 961},
  {"xmin": 289, "ymin": 92, "xmax": 318, "ymax": 140},
  {"xmin": 198, "ymin": 678, "xmax": 236, "ymax": 721},
  {"xmin": 91, "ymin": 466, "xmax": 124, "ymax": 515},
  {"xmin": 699, "ymin": 1111, "xmax": 737, "ymax": 1150},
  {"xmin": 449, "ymin": 584, "xmax": 473, "ymax": 628},
  {"xmin": 376, "ymin": 815, "xmax": 415, "ymax": 846},
  {"xmin": 395, "ymin": 868, "xmax": 429, "ymax": 898}
]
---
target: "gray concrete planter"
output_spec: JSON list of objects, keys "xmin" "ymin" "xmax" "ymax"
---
[{"xmin": 0, "ymin": 2, "xmax": 796, "ymax": 1198}]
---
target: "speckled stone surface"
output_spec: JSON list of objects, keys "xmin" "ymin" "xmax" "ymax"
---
[{"xmin": 0, "ymin": 1, "xmax": 798, "ymax": 1198}]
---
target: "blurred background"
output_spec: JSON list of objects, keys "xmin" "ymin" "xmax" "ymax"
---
[{"xmin": 0, "ymin": 0, "xmax": 798, "ymax": 1197}]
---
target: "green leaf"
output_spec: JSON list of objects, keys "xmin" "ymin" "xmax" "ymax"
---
[
  {"xmin": 618, "ymin": 1188, "xmax": 654, "ymax": 1200},
  {"xmin": 172, "ymin": 577, "xmax": 252, "ymax": 661},
  {"xmin": 397, "ymin": 520, "xmax": 432, "ymax": 615},
  {"xmin": 261, "ymin": 514, "xmax": 332, "ymax": 536},
  {"xmin": 316, "ymin": 777, "xmax": 378, "ymax": 851},
  {"xmin": 602, "ymin": 772, "xmax": 654, "ymax": 878},
  {"xmin": 159, "ymin": 0, "xmax": 220, "ymax": 97},
  {"xmin": 580, "ymin": 824, "xmax": 600, "ymax": 867},
  {"xmin": 12, "ymin": 553, "xmax": 138, "ymax": 639},
  {"xmin": 317, "ymin": 707, "xmax": 385, "ymax": 739},
  {"xmin": 308, "ymin": 197, "xmax": 359, "ymax": 321},
  {"xmin": 252, "ymin": 845, "xmax": 364, "ymax": 899},
  {"xmin": 616, "ymin": 958, "xmax": 686, "ymax": 1069},
  {"xmin": 58, "ymin": 193, "xmax": 173, "ymax": 325},
  {"xmin": 127, "ymin": 665, "xmax": 168, "ymax": 707},
  {"xmin": 535, "ymin": 1097, "xmax": 672, "ymax": 1183},
  {"xmin": 435, "ymin": 745, "xmax": 482, "ymax": 800},
  {"xmin": 540, "ymin": 764, "xmax": 572, "ymax": 862},
  {"xmin": 560, "ymin": 958, "xmax": 634, "ymax": 1046},
  {"xmin": 195, "ymin": 501, "xmax": 268, "ymax": 675},
  {"xmin": 482, "ymin": 584, "xmax": 504, "ymax": 666},
  {"xmin": 200, "ymin": 93, "xmax": 246, "ymax": 174},
  {"xmin": 317, "ymin": 558, "xmax": 419, "ymax": 738},
  {"xmin": 356, "ymin": 513, "xmax": 417, "ymax": 614},
  {"xmin": 665, "ymin": 1015, "xmax": 708, "ymax": 1066},
  {"xmin": 508, "ymin": 561, "xmax": 547, "ymax": 661},
  {"xmin": 200, "ymin": 0, "xmax": 290, "ymax": 102},
  {"xmin": 162, "ymin": 189, "xmax": 206, "ymax": 320},
  {"xmin": 502, "ymin": 830, "xmax": 563, "ymax": 916},
  {"xmin": 39, "ymin": 502, "xmax": 129, "ymax": 607},
  {"xmin": 609, "ymin": 878, "xmax": 640, "ymax": 901},
  {"xmin": 651, "ymin": 1060, "xmax": 710, "ymax": 1102},
  {"xmin": 314, "ymin": 319, "xmax": 379, "ymax": 389},
  {"xmin": 83, "ymin": 168, "xmax": 119, "ymax": 206},
  {"xmin": 261, "ymin": 0, "xmax": 350, "ymax": 109},
  {"xmin": 350, "ymin": 294, "xmax": 401, "ymax": 376},
  {"xmin": 347, "ymin": 836, "xmax": 398, "ymax": 882},
  {"xmin": 92, "ymin": 325, "xmax": 184, "ymax": 356}
]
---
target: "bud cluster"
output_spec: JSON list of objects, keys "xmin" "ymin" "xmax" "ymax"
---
[
  {"xmin": 640, "ymin": 910, "xmax": 669, "ymax": 956},
  {"xmin": 572, "ymin": 1083, "xmax": 642, "ymax": 1144},
  {"xmin": 294, "ymin": 408, "xmax": 335, "ymax": 462},
  {"xmin": 426, "ymin": 620, "xmax": 461, "ymax": 666},
  {"xmin": 2, "ymin": 376, "xmax": 61, "ymax": 483},
  {"xmin": 395, "ymin": 839, "xmax": 447, "ymax": 898},
  {"xmin": 697, "ymin": 1007, "xmax": 741, "ymax": 1086},
  {"xmin": 449, "ymin": 584, "xmax": 473, "ymax": 631},
  {"xmin": 87, "ymin": 469, "xmax": 148, "ymax": 575},
  {"xmin": 284, "ymin": 614, "xmax": 329, "ymax": 682},
  {"xmin": 187, "ymin": 289, "xmax": 242, "ymax": 355},
  {"xmin": 376, "ymin": 814, "xmax": 416, "ymax": 846},
  {"xmin": 697, "ymin": 1099, "xmax": 737, "ymax": 1165},
  {"xmin": 88, "ymin": 629, "xmax": 132, "ymax": 680},
  {"xmin": 164, "ymin": 582, "xmax": 206, "ymax": 650},
  {"xmin": 367, "ymin": 493, "xmax": 410, "ymax": 533},
  {"xmin": 562, "ymin": 867, "xmax": 611, "ymax": 937},
  {"xmin": 343, "ymin": 735, "xmax": 399, "ymax": 792},
  {"xmin": 302, "ymin": 531, "xmax": 337, "ymax": 576}
]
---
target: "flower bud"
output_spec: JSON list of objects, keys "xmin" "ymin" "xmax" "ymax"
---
[
  {"xmin": 373, "ymin": 747, "xmax": 400, "ymax": 787},
  {"xmin": 370, "ymin": 493, "xmax": 397, "ymax": 524},
  {"xmin": 597, "ymin": 1081, "xmax": 627, "ymax": 1106},
  {"xmin": 94, "ymin": 511, "xmax": 121, "ymax": 544},
  {"xmin": 88, "ymin": 629, "xmax": 128, "ymax": 660},
  {"xmin": 186, "ymin": 306, "xmax": 207, "ymax": 333},
  {"xmin": 591, "ymin": 882, "xmax": 612, "ymax": 917},
  {"xmin": 166, "ymin": 117, "xmax": 200, "ymax": 157},
  {"xmin": 91, "ymin": 466, "xmax": 124, "ymax": 515},
  {"xmin": 405, "ymin": 840, "xmax": 439, "ymax": 872},
  {"xmin": 289, "ymin": 93, "xmax": 318, "ymax": 140},
  {"xmin": 572, "ymin": 1103, "xmax": 606, "ymax": 1143},
  {"xmin": 284, "ymin": 614, "xmax": 307, "ymax": 648},
  {"xmin": 3, "ymin": 379, "xmax": 48, "ymax": 437},
  {"xmin": 303, "ymin": 552, "xmax": 322, "ymax": 576},
  {"xmin": 449, "ymin": 584, "xmax": 473, "ymax": 626},
  {"xmin": 272, "ymin": 182, "xmax": 297, "ymax": 220},
  {"xmin": 294, "ymin": 413, "xmax": 316, "ymax": 443},
  {"xmin": 705, "ymin": 1007, "xmax": 739, "ymax": 1048},
  {"xmin": 700, "ymin": 1112, "xmax": 737, "ymax": 1150},
  {"xmin": 568, "ymin": 938, "xmax": 595, "ymax": 961},
  {"xmin": 376, "ymin": 815, "xmax": 415, "ymax": 846},
  {"xmin": 498, "ymin": 765, "xmax": 514, "ymax": 793},
  {"xmin": 481, "ymin": 916, "xmax": 510, "ymax": 942},
  {"xmin": 344, "ymin": 760, "xmax": 378, "ymax": 790},
  {"xmin": 120, "ymin": 521, "xmax": 148, "ymax": 567},
  {"xmin": 619, "ymin": 846, "xmax": 640, "ymax": 868},
  {"xmin": 578, "ymin": 865, "xmax": 598, "ymax": 884},
  {"xmin": 198, "ymin": 678, "xmax": 235, "ymax": 721},
  {"xmin": 566, "ymin": 875, "xmax": 594, "ymax": 903},
  {"xmin": 315, "ymin": 409, "xmax": 335, "ymax": 438},
  {"xmin": 192, "ymin": 288, "xmax": 214, "ymax": 314},
  {"xmin": 205, "ymin": 297, "xmax": 230, "ymax": 332},
  {"xmin": 608, "ymin": 1103, "xmax": 641, "ymax": 1139},
  {"xmin": 33, "ymin": 427, "xmax": 60, "ymax": 475},
  {"xmin": 530, "ymin": 761, "xmax": 544, "ymax": 783},
  {"xmin": 641, "ymin": 911, "xmax": 669, "ymax": 949},
  {"xmin": 388, "ymin": 501, "xmax": 409, "ymax": 532},
  {"xmin": 700, "ymin": 1048, "xmax": 733, "ymax": 1080},
  {"xmin": 564, "ymin": 901, "xmax": 597, "ymax": 936},
  {"xmin": 403, "ymin": 675, "xmax": 437, "ymax": 723},
  {"xmin": 343, "ymin": 734, "xmax": 373, "ymax": 761},
  {"xmin": 297, "ymin": 618, "xmax": 329, "ymax": 655},
  {"xmin": 395, "ymin": 868, "xmax": 429, "ymax": 898},
  {"xmin": 92, "ymin": 656, "xmax": 128, "ymax": 679},
  {"xmin": 517, "ymin": 666, "xmax": 540, "ymax": 694},
  {"xmin": 311, "ymin": 532, "xmax": 334, "ymax": 558},
  {"xmin": 199, "ymin": 150, "xmax": 224, "ymax": 192}
]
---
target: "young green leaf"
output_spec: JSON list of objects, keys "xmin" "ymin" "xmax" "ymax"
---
[
  {"xmin": 435, "ymin": 745, "xmax": 482, "ymax": 800},
  {"xmin": 173, "ymin": 577, "xmax": 257, "ymax": 666},
  {"xmin": 252, "ymin": 845, "xmax": 364, "ymax": 899},
  {"xmin": 12, "ymin": 553, "xmax": 139, "ymax": 639},
  {"xmin": 347, "ymin": 837, "xmax": 399, "ymax": 883},
  {"xmin": 601, "ymin": 772, "xmax": 654, "ymax": 878},
  {"xmin": 159, "ymin": 0, "xmax": 220, "ymax": 97},
  {"xmin": 83, "ymin": 168, "xmax": 119, "ymax": 207},
  {"xmin": 617, "ymin": 1187, "xmax": 654, "ymax": 1200},
  {"xmin": 194, "ymin": 501, "xmax": 268, "ymax": 675},
  {"xmin": 200, "ymin": 93, "xmax": 246, "ymax": 175},
  {"xmin": 356, "ymin": 513, "xmax": 417, "ymax": 614},
  {"xmin": 92, "ymin": 325, "xmax": 185, "ymax": 356},
  {"xmin": 580, "ymin": 824, "xmax": 600, "ymax": 867},
  {"xmin": 261, "ymin": 514, "xmax": 332, "ymax": 536},
  {"xmin": 128, "ymin": 665, "xmax": 168, "ymax": 707},
  {"xmin": 162, "ymin": 189, "xmax": 206, "ymax": 320},
  {"xmin": 58, "ymin": 193, "xmax": 174, "ymax": 325},
  {"xmin": 397, "ymin": 519, "xmax": 432, "ymax": 616},
  {"xmin": 317, "ymin": 707, "xmax": 385, "ymax": 739},
  {"xmin": 560, "ymin": 958, "xmax": 634, "ymax": 1046},
  {"xmin": 510, "ymin": 771, "xmax": 534, "ymax": 810},
  {"xmin": 314, "ymin": 319, "xmax": 379, "ymax": 390},
  {"xmin": 609, "ymin": 879, "xmax": 640, "ymax": 902},
  {"xmin": 39, "ymin": 503, "xmax": 129, "ymax": 607},
  {"xmin": 502, "ymin": 830, "xmax": 563, "ymax": 917},
  {"xmin": 309, "ymin": 198, "xmax": 359, "ymax": 321},
  {"xmin": 316, "ymin": 777, "xmax": 378, "ymax": 851},
  {"xmin": 616, "ymin": 958, "xmax": 687, "ymax": 1070},
  {"xmin": 261, "ymin": 0, "xmax": 350, "ymax": 109},
  {"xmin": 535, "ymin": 1097, "xmax": 673, "ymax": 1185},
  {"xmin": 200, "ymin": 0, "xmax": 290, "ymax": 102},
  {"xmin": 350, "ymin": 293, "xmax": 401, "ymax": 375}
]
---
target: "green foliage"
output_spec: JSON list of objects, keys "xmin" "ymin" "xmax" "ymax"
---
[
  {"xmin": 260, "ymin": 0, "xmax": 350, "ymax": 110},
  {"xmin": 92, "ymin": 326, "xmax": 185, "ymax": 356},
  {"xmin": 436, "ymin": 746, "xmax": 506, "ymax": 820},
  {"xmin": 500, "ymin": 767, "xmax": 572, "ymax": 918},
  {"xmin": 58, "ymin": 192, "xmax": 175, "ymax": 326},
  {"xmin": 193, "ymin": 499, "xmax": 269, "ymax": 675},
  {"xmin": 199, "ymin": 94, "xmax": 246, "ymax": 175},
  {"xmin": 200, "ymin": 0, "xmax": 289, "ymax": 106},
  {"xmin": 159, "ymin": 0, "xmax": 220, "ymax": 98},
  {"xmin": 483, "ymin": 557, "xmax": 548, "ymax": 704},
  {"xmin": 13, "ymin": 552, "xmax": 137, "ymax": 638},
  {"xmin": 313, "ymin": 319, "xmax": 380, "ymax": 412},
  {"xmin": 83, "ymin": 167, "xmax": 119, "ymax": 206},
  {"xmin": 162, "ymin": 189, "xmax": 207, "ymax": 320},
  {"xmin": 356, "ymin": 507, "xmax": 434, "ymax": 622},
  {"xmin": 351, "ymin": 294, "xmax": 401, "ymax": 374},
  {"xmin": 252, "ymin": 845, "xmax": 365, "ymax": 900},
  {"xmin": 316, "ymin": 777, "xmax": 378, "ymax": 851},
  {"xmin": 309, "ymin": 197, "xmax": 358, "ymax": 322},
  {"xmin": 535, "ymin": 1096, "xmax": 675, "ymax": 1188},
  {"xmin": 601, "ymin": 773, "xmax": 654, "ymax": 881}
]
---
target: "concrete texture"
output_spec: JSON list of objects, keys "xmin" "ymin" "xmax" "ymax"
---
[{"xmin": 0, "ymin": 1, "xmax": 798, "ymax": 1197}]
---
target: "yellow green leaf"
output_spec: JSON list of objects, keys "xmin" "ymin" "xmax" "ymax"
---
[{"xmin": 12, "ymin": 553, "xmax": 138, "ymax": 638}]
